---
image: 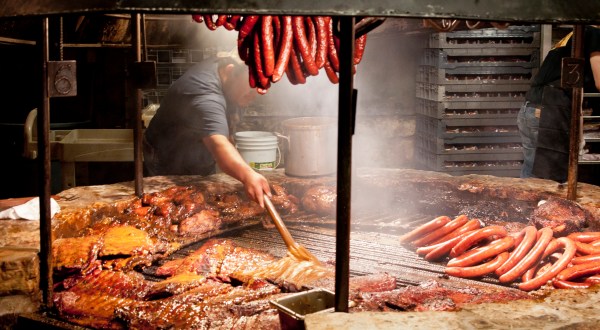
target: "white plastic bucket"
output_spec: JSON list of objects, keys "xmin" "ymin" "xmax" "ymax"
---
[{"xmin": 234, "ymin": 131, "xmax": 280, "ymax": 170}]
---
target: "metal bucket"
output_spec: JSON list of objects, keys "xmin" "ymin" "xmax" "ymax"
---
[
  {"xmin": 279, "ymin": 117, "xmax": 337, "ymax": 177},
  {"xmin": 270, "ymin": 289, "xmax": 335, "ymax": 330}
]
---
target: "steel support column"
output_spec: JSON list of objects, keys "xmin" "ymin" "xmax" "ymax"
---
[
  {"xmin": 335, "ymin": 15, "xmax": 355, "ymax": 313},
  {"xmin": 39, "ymin": 17, "xmax": 53, "ymax": 309},
  {"xmin": 131, "ymin": 13, "xmax": 144, "ymax": 196},
  {"xmin": 567, "ymin": 25, "xmax": 584, "ymax": 201}
]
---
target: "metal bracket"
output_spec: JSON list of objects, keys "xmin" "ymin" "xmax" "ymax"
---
[
  {"xmin": 48, "ymin": 60, "xmax": 77, "ymax": 97},
  {"xmin": 561, "ymin": 57, "xmax": 585, "ymax": 89}
]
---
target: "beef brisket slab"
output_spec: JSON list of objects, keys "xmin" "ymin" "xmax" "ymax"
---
[
  {"xmin": 350, "ymin": 280, "xmax": 530, "ymax": 312},
  {"xmin": 116, "ymin": 279, "xmax": 280, "ymax": 329}
]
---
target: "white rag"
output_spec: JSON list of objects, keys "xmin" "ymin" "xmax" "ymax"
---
[{"xmin": 0, "ymin": 197, "xmax": 60, "ymax": 220}]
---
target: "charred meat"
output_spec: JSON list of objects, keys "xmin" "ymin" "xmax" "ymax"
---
[
  {"xmin": 530, "ymin": 197, "xmax": 595, "ymax": 236},
  {"xmin": 52, "ymin": 234, "xmax": 103, "ymax": 278},
  {"xmin": 301, "ymin": 185, "xmax": 337, "ymax": 216},
  {"xmin": 351, "ymin": 280, "xmax": 530, "ymax": 312}
]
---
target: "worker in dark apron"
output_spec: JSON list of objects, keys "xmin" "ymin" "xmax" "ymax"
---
[{"xmin": 518, "ymin": 26, "xmax": 600, "ymax": 182}]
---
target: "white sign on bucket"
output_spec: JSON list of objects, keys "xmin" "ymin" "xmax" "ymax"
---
[{"xmin": 234, "ymin": 131, "xmax": 280, "ymax": 170}]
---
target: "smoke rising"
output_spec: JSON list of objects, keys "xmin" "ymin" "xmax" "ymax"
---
[{"xmin": 181, "ymin": 17, "xmax": 430, "ymax": 216}]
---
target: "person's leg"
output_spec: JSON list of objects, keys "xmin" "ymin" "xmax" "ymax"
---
[{"xmin": 517, "ymin": 104, "xmax": 540, "ymax": 178}]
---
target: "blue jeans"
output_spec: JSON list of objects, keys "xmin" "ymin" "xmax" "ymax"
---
[{"xmin": 517, "ymin": 103, "xmax": 540, "ymax": 178}]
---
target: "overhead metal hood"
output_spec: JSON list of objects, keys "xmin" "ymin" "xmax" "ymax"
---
[{"xmin": 1, "ymin": 0, "xmax": 600, "ymax": 23}]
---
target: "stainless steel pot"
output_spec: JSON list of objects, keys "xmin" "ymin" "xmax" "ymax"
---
[{"xmin": 278, "ymin": 117, "xmax": 337, "ymax": 177}]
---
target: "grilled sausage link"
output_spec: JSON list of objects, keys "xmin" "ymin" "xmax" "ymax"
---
[
  {"xmin": 416, "ymin": 219, "xmax": 481, "ymax": 256},
  {"xmin": 253, "ymin": 29, "xmax": 270, "ymax": 89},
  {"xmin": 574, "ymin": 241, "xmax": 600, "ymax": 255},
  {"xmin": 326, "ymin": 17, "xmax": 340, "ymax": 72},
  {"xmin": 556, "ymin": 260, "xmax": 600, "ymax": 281},
  {"xmin": 567, "ymin": 232, "xmax": 600, "ymax": 243},
  {"xmin": 450, "ymin": 225, "xmax": 507, "ymax": 258},
  {"xmin": 445, "ymin": 252, "xmax": 509, "ymax": 278},
  {"xmin": 447, "ymin": 236, "xmax": 514, "ymax": 268},
  {"xmin": 314, "ymin": 16, "xmax": 328, "ymax": 69},
  {"xmin": 552, "ymin": 279, "xmax": 592, "ymax": 289},
  {"xmin": 573, "ymin": 253, "xmax": 600, "ymax": 265},
  {"xmin": 430, "ymin": 219, "xmax": 482, "ymax": 245},
  {"xmin": 499, "ymin": 227, "xmax": 554, "ymax": 283},
  {"xmin": 354, "ymin": 34, "xmax": 367, "ymax": 64},
  {"xmin": 518, "ymin": 237, "xmax": 576, "ymax": 291},
  {"xmin": 398, "ymin": 216, "xmax": 451, "ymax": 243},
  {"xmin": 237, "ymin": 15, "xmax": 260, "ymax": 61},
  {"xmin": 261, "ymin": 15, "xmax": 275, "ymax": 78},
  {"xmin": 292, "ymin": 16, "xmax": 318, "ymax": 76},
  {"xmin": 412, "ymin": 214, "xmax": 468, "ymax": 247},
  {"xmin": 272, "ymin": 16, "xmax": 293, "ymax": 83},
  {"xmin": 422, "ymin": 228, "xmax": 479, "ymax": 261},
  {"xmin": 495, "ymin": 226, "xmax": 537, "ymax": 276},
  {"xmin": 203, "ymin": 15, "xmax": 218, "ymax": 30}
]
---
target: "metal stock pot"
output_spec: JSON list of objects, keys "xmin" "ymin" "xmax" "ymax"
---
[{"xmin": 278, "ymin": 117, "xmax": 337, "ymax": 177}]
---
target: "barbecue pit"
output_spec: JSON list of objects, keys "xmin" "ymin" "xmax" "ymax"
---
[
  {"xmin": 7, "ymin": 168, "xmax": 600, "ymax": 328},
  {"xmin": 2, "ymin": 0, "xmax": 600, "ymax": 329}
]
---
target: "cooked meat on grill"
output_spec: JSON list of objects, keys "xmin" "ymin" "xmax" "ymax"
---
[
  {"xmin": 349, "ymin": 273, "xmax": 397, "ymax": 293},
  {"xmin": 219, "ymin": 245, "xmax": 277, "ymax": 282},
  {"xmin": 116, "ymin": 279, "xmax": 280, "ymax": 329},
  {"xmin": 53, "ymin": 270, "xmax": 154, "ymax": 329},
  {"xmin": 54, "ymin": 224, "xmax": 180, "ymax": 277},
  {"xmin": 178, "ymin": 209, "xmax": 222, "ymax": 236},
  {"xmin": 225, "ymin": 309, "xmax": 281, "ymax": 330},
  {"xmin": 270, "ymin": 184, "xmax": 300, "ymax": 214},
  {"xmin": 156, "ymin": 238, "xmax": 332, "ymax": 290},
  {"xmin": 250, "ymin": 256, "xmax": 335, "ymax": 292},
  {"xmin": 54, "ymin": 291, "xmax": 134, "ymax": 329},
  {"xmin": 155, "ymin": 238, "xmax": 236, "ymax": 277},
  {"xmin": 301, "ymin": 185, "xmax": 337, "ymax": 216},
  {"xmin": 350, "ymin": 280, "xmax": 530, "ymax": 312},
  {"xmin": 52, "ymin": 234, "xmax": 103, "ymax": 277},
  {"xmin": 145, "ymin": 273, "xmax": 208, "ymax": 299},
  {"xmin": 98, "ymin": 225, "xmax": 155, "ymax": 257},
  {"xmin": 301, "ymin": 272, "xmax": 397, "ymax": 294},
  {"xmin": 55, "ymin": 270, "xmax": 153, "ymax": 299},
  {"xmin": 530, "ymin": 197, "xmax": 594, "ymax": 236},
  {"xmin": 155, "ymin": 238, "xmax": 277, "ymax": 283}
]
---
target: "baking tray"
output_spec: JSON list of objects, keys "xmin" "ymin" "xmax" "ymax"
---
[
  {"xmin": 415, "ymin": 98, "xmax": 522, "ymax": 119},
  {"xmin": 416, "ymin": 82, "xmax": 529, "ymax": 102},
  {"xmin": 59, "ymin": 129, "xmax": 133, "ymax": 162}
]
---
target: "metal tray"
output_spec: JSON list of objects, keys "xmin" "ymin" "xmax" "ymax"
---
[
  {"xmin": 416, "ymin": 133, "xmax": 523, "ymax": 155},
  {"xmin": 416, "ymin": 65, "xmax": 533, "ymax": 85},
  {"xmin": 429, "ymin": 30, "xmax": 540, "ymax": 49},
  {"xmin": 58, "ymin": 129, "xmax": 133, "ymax": 162},
  {"xmin": 23, "ymin": 109, "xmax": 134, "ymax": 162},
  {"xmin": 270, "ymin": 289, "xmax": 335, "ymax": 330},
  {"xmin": 421, "ymin": 48, "xmax": 539, "ymax": 69},
  {"xmin": 416, "ymin": 114, "xmax": 521, "ymax": 139},
  {"xmin": 416, "ymin": 98, "xmax": 523, "ymax": 119},
  {"xmin": 416, "ymin": 82, "xmax": 529, "ymax": 102},
  {"xmin": 415, "ymin": 150, "xmax": 523, "ymax": 176}
]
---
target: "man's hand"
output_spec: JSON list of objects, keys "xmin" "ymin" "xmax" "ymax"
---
[
  {"xmin": 241, "ymin": 169, "xmax": 271, "ymax": 208},
  {"xmin": 203, "ymin": 134, "xmax": 272, "ymax": 207}
]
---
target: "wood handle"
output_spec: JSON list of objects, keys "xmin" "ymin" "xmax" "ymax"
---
[{"xmin": 264, "ymin": 195, "xmax": 297, "ymax": 249}]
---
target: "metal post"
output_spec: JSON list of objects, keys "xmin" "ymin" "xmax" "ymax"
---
[
  {"xmin": 39, "ymin": 17, "xmax": 53, "ymax": 309},
  {"xmin": 131, "ymin": 13, "xmax": 144, "ymax": 196},
  {"xmin": 567, "ymin": 25, "xmax": 584, "ymax": 201},
  {"xmin": 335, "ymin": 16, "xmax": 355, "ymax": 313}
]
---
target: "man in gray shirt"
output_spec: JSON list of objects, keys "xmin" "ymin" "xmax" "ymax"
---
[{"xmin": 143, "ymin": 53, "xmax": 271, "ymax": 207}]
